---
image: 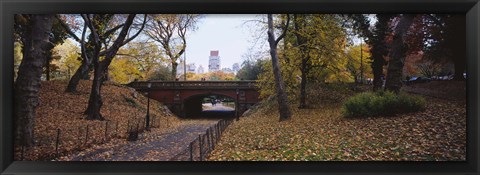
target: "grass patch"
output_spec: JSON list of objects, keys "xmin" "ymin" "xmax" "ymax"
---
[{"xmin": 342, "ymin": 91, "xmax": 426, "ymax": 118}]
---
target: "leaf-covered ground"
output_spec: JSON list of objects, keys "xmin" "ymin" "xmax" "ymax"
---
[
  {"xmin": 402, "ymin": 80, "xmax": 466, "ymax": 102},
  {"xmin": 14, "ymin": 80, "xmax": 183, "ymax": 160},
  {"xmin": 207, "ymin": 82, "xmax": 466, "ymax": 161},
  {"xmin": 60, "ymin": 119, "xmax": 219, "ymax": 161}
]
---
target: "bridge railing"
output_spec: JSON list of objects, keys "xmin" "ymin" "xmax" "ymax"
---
[{"xmin": 127, "ymin": 80, "xmax": 258, "ymax": 90}]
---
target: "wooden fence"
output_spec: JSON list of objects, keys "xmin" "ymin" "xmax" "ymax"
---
[
  {"xmin": 169, "ymin": 119, "xmax": 233, "ymax": 161},
  {"xmin": 18, "ymin": 115, "xmax": 163, "ymax": 161}
]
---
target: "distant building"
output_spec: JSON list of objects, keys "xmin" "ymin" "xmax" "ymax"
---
[
  {"xmin": 177, "ymin": 58, "xmax": 185, "ymax": 76},
  {"xmin": 177, "ymin": 59, "xmax": 197, "ymax": 76},
  {"xmin": 208, "ymin": 50, "xmax": 220, "ymax": 72},
  {"xmin": 221, "ymin": 67, "xmax": 233, "ymax": 74},
  {"xmin": 187, "ymin": 63, "xmax": 196, "ymax": 73},
  {"xmin": 232, "ymin": 63, "xmax": 240, "ymax": 74},
  {"xmin": 197, "ymin": 65, "xmax": 205, "ymax": 74}
]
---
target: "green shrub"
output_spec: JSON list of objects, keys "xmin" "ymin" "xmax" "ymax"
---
[{"xmin": 343, "ymin": 91, "xmax": 426, "ymax": 118}]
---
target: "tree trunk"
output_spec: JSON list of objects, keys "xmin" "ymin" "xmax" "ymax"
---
[
  {"xmin": 453, "ymin": 58, "xmax": 466, "ymax": 80},
  {"xmin": 45, "ymin": 56, "xmax": 51, "ymax": 81},
  {"xmin": 294, "ymin": 14, "xmax": 308, "ymax": 109},
  {"xmin": 65, "ymin": 61, "xmax": 88, "ymax": 92},
  {"xmin": 172, "ymin": 61, "xmax": 178, "ymax": 80},
  {"xmin": 66, "ymin": 61, "xmax": 89, "ymax": 92},
  {"xmin": 84, "ymin": 37, "xmax": 104, "ymax": 120},
  {"xmin": 66, "ymin": 37, "xmax": 93, "ymax": 93},
  {"xmin": 84, "ymin": 14, "xmax": 138, "ymax": 120},
  {"xmin": 103, "ymin": 68, "xmax": 110, "ymax": 82},
  {"xmin": 370, "ymin": 15, "xmax": 392, "ymax": 92},
  {"xmin": 85, "ymin": 62, "xmax": 106, "ymax": 120},
  {"xmin": 299, "ymin": 59, "xmax": 307, "ymax": 108},
  {"xmin": 65, "ymin": 18, "xmax": 98, "ymax": 93},
  {"xmin": 67, "ymin": 67, "xmax": 71, "ymax": 79},
  {"xmin": 451, "ymin": 15, "xmax": 466, "ymax": 81},
  {"xmin": 267, "ymin": 14, "xmax": 292, "ymax": 121},
  {"xmin": 371, "ymin": 58, "xmax": 384, "ymax": 91},
  {"xmin": 385, "ymin": 14, "xmax": 415, "ymax": 93},
  {"xmin": 14, "ymin": 15, "xmax": 55, "ymax": 147}
]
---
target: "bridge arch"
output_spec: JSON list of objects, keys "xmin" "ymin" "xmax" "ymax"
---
[
  {"xmin": 182, "ymin": 93, "xmax": 236, "ymax": 118},
  {"xmin": 180, "ymin": 90, "xmax": 237, "ymax": 101},
  {"xmin": 127, "ymin": 81, "xmax": 261, "ymax": 118}
]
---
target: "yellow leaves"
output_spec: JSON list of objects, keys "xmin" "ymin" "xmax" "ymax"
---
[
  {"xmin": 109, "ymin": 58, "xmax": 142, "ymax": 84},
  {"xmin": 188, "ymin": 71, "xmax": 236, "ymax": 81}
]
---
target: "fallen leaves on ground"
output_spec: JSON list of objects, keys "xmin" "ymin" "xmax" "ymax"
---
[
  {"xmin": 14, "ymin": 80, "xmax": 182, "ymax": 161},
  {"xmin": 207, "ymin": 82, "xmax": 466, "ymax": 161},
  {"xmin": 59, "ymin": 119, "xmax": 219, "ymax": 161},
  {"xmin": 402, "ymin": 80, "xmax": 466, "ymax": 102}
]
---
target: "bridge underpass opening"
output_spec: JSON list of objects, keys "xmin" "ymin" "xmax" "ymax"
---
[{"xmin": 183, "ymin": 94, "xmax": 236, "ymax": 119}]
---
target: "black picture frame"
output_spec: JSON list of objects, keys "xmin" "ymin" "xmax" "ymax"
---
[{"xmin": 1, "ymin": 0, "xmax": 479, "ymax": 174}]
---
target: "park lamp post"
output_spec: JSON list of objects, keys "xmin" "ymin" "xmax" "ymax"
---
[
  {"xmin": 236, "ymin": 89, "xmax": 239, "ymax": 121},
  {"xmin": 146, "ymin": 82, "xmax": 152, "ymax": 131}
]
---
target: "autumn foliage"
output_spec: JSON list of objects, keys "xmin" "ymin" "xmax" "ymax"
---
[
  {"xmin": 14, "ymin": 80, "xmax": 181, "ymax": 160},
  {"xmin": 207, "ymin": 82, "xmax": 466, "ymax": 161}
]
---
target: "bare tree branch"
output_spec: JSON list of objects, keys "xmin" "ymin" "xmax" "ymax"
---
[
  {"xmin": 80, "ymin": 20, "xmax": 89, "ymax": 64},
  {"xmin": 275, "ymin": 14, "xmax": 290, "ymax": 46},
  {"xmin": 55, "ymin": 15, "xmax": 81, "ymax": 42}
]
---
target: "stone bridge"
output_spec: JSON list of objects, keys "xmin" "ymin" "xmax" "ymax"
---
[{"xmin": 127, "ymin": 81, "xmax": 260, "ymax": 118}]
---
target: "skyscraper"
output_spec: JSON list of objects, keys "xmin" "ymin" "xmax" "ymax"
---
[{"xmin": 208, "ymin": 50, "xmax": 220, "ymax": 72}]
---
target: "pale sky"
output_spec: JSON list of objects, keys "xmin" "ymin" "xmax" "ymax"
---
[
  {"xmin": 183, "ymin": 14, "xmax": 265, "ymax": 71},
  {"xmin": 66, "ymin": 14, "xmax": 267, "ymax": 73},
  {"xmin": 183, "ymin": 14, "xmax": 372, "ymax": 71},
  {"xmin": 69, "ymin": 14, "xmax": 370, "ymax": 71}
]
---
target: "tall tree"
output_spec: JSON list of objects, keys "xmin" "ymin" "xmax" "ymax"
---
[
  {"xmin": 267, "ymin": 14, "xmax": 292, "ymax": 121},
  {"xmin": 144, "ymin": 14, "xmax": 200, "ymax": 80},
  {"xmin": 60, "ymin": 14, "xmax": 126, "ymax": 92},
  {"xmin": 444, "ymin": 15, "xmax": 466, "ymax": 80},
  {"xmin": 83, "ymin": 14, "xmax": 146, "ymax": 120},
  {"xmin": 56, "ymin": 15, "xmax": 86, "ymax": 91},
  {"xmin": 411, "ymin": 14, "xmax": 466, "ymax": 80},
  {"xmin": 59, "ymin": 14, "xmax": 96, "ymax": 92},
  {"xmin": 350, "ymin": 14, "xmax": 394, "ymax": 91},
  {"xmin": 292, "ymin": 14, "xmax": 309, "ymax": 108},
  {"xmin": 345, "ymin": 44, "xmax": 372, "ymax": 83},
  {"xmin": 236, "ymin": 59, "xmax": 264, "ymax": 80},
  {"xmin": 385, "ymin": 14, "xmax": 416, "ymax": 93},
  {"xmin": 14, "ymin": 14, "xmax": 55, "ymax": 147},
  {"xmin": 290, "ymin": 14, "xmax": 345, "ymax": 108}
]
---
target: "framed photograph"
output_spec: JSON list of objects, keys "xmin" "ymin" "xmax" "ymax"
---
[{"xmin": 1, "ymin": 0, "xmax": 479, "ymax": 174}]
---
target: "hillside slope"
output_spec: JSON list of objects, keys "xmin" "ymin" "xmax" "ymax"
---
[{"xmin": 15, "ymin": 80, "xmax": 182, "ymax": 160}]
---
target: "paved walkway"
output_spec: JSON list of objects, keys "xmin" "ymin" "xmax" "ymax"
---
[
  {"xmin": 67, "ymin": 120, "xmax": 219, "ymax": 161},
  {"xmin": 202, "ymin": 103, "xmax": 235, "ymax": 111}
]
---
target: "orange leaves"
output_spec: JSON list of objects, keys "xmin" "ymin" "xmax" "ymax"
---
[
  {"xmin": 207, "ymin": 83, "xmax": 466, "ymax": 161},
  {"xmin": 14, "ymin": 80, "xmax": 182, "ymax": 161}
]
